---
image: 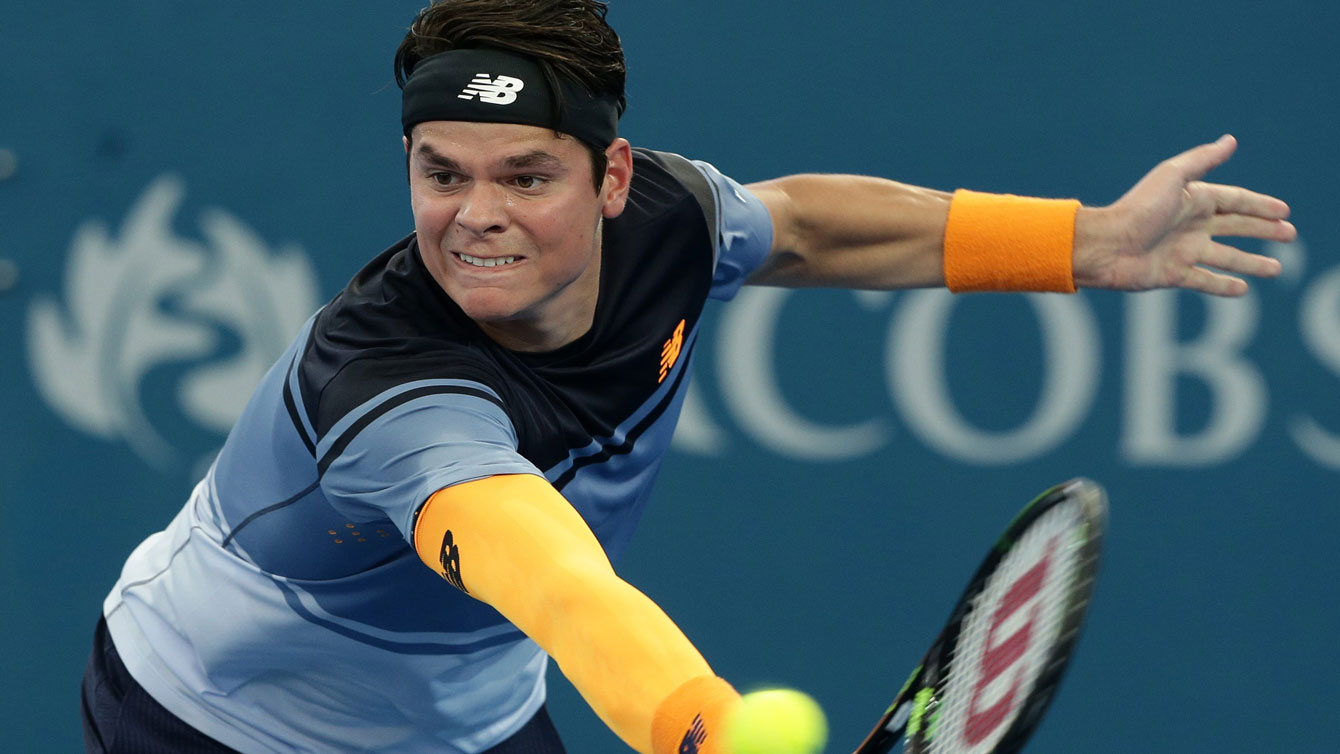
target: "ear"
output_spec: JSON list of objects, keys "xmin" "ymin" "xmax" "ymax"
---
[
  {"xmin": 403, "ymin": 135, "xmax": 413, "ymax": 185},
  {"xmin": 600, "ymin": 139, "xmax": 634, "ymax": 219}
]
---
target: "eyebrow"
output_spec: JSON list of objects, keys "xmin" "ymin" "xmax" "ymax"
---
[
  {"xmin": 413, "ymin": 143, "xmax": 462, "ymax": 171},
  {"xmin": 501, "ymin": 151, "xmax": 566, "ymax": 173},
  {"xmin": 412, "ymin": 144, "xmax": 566, "ymax": 174}
]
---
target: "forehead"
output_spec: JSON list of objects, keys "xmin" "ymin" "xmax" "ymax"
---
[{"xmin": 409, "ymin": 121, "xmax": 587, "ymax": 167}]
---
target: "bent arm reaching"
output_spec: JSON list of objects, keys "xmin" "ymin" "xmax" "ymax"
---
[{"xmin": 745, "ymin": 135, "xmax": 1293, "ymax": 296}]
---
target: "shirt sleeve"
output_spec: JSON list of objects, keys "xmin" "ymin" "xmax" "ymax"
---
[
  {"xmin": 316, "ymin": 377, "xmax": 544, "ymax": 540},
  {"xmin": 689, "ymin": 159, "xmax": 775, "ymax": 301}
]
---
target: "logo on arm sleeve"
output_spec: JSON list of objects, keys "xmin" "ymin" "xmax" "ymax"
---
[
  {"xmin": 678, "ymin": 713, "xmax": 707, "ymax": 754},
  {"xmin": 438, "ymin": 530, "xmax": 468, "ymax": 593}
]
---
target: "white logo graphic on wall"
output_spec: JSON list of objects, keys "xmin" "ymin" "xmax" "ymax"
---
[
  {"xmin": 458, "ymin": 74, "xmax": 525, "ymax": 104},
  {"xmin": 27, "ymin": 176, "xmax": 320, "ymax": 470}
]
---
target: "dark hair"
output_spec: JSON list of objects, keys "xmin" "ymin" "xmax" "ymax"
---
[{"xmin": 395, "ymin": 0, "xmax": 626, "ymax": 190}]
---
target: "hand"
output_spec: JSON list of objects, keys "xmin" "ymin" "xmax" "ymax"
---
[{"xmin": 1073, "ymin": 135, "xmax": 1295, "ymax": 296}]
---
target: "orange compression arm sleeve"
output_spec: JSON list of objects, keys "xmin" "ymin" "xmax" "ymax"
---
[
  {"xmin": 413, "ymin": 474, "xmax": 739, "ymax": 754},
  {"xmin": 943, "ymin": 189, "xmax": 1080, "ymax": 293}
]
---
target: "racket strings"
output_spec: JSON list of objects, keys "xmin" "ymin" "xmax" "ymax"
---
[{"xmin": 919, "ymin": 502, "xmax": 1087, "ymax": 754}]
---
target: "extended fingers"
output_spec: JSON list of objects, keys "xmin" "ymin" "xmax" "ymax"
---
[
  {"xmin": 1198, "ymin": 182, "xmax": 1292, "ymax": 220},
  {"xmin": 1197, "ymin": 240, "xmax": 1282, "ymax": 279},
  {"xmin": 1207, "ymin": 212, "xmax": 1297, "ymax": 241},
  {"xmin": 1178, "ymin": 265, "xmax": 1250, "ymax": 297},
  {"xmin": 1174, "ymin": 241, "xmax": 1281, "ymax": 297}
]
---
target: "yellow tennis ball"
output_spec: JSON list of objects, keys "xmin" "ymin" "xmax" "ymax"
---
[{"xmin": 727, "ymin": 688, "xmax": 828, "ymax": 754}]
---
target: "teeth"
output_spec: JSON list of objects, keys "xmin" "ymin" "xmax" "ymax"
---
[{"xmin": 458, "ymin": 253, "xmax": 518, "ymax": 268}]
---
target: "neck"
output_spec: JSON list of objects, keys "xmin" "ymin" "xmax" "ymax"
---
[{"xmin": 477, "ymin": 307, "xmax": 594, "ymax": 352}]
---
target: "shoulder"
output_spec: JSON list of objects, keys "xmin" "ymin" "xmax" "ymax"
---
[
  {"xmin": 602, "ymin": 148, "xmax": 723, "ymax": 267},
  {"xmin": 626, "ymin": 148, "xmax": 719, "ymax": 226}
]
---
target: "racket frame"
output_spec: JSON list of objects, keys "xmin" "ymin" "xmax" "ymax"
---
[{"xmin": 851, "ymin": 477, "xmax": 1107, "ymax": 754}]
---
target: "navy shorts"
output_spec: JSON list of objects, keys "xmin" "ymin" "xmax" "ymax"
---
[{"xmin": 81, "ymin": 615, "xmax": 567, "ymax": 753}]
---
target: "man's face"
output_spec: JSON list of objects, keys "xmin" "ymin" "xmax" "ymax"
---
[{"xmin": 406, "ymin": 121, "xmax": 630, "ymax": 351}]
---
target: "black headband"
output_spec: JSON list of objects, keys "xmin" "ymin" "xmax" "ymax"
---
[{"xmin": 401, "ymin": 48, "xmax": 621, "ymax": 150}]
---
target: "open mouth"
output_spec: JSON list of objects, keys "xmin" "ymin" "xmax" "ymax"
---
[{"xmin": 455, "ymin": 252, "xmax": 520, "ymax": 268}]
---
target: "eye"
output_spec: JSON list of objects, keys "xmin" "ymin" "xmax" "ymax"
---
[
  {"xmin": 512, "ymin": 175, "xmax": 546, "ymax": 190},
  {"xmin": 428, "ymin": 172, "xmax": 462, "ymax": 188}
]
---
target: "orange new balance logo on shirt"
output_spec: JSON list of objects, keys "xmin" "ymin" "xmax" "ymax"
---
[{"xmin": 659, "ymin": 319, "xmax": 685, "ymax": 383}]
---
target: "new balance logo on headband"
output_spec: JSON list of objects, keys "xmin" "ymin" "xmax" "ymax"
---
[{"xmin": 458, "ymin": 74, "xmax": 525, "ymax": 105}]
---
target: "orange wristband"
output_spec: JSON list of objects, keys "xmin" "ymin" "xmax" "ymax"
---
[
  {"xmin": 943, "ymin": 189, "xmax": 1080, "ymax": 293},
  {"xmin": 652, "ymin": 675, "xmax": 741, "ymax": 754}
]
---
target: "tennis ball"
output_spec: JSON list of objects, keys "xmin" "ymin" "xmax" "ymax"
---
[{"xmin": 726, "ymin": 688, "xmax": 828, "ymax": 754}]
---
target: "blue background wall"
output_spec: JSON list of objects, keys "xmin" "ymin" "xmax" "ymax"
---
[{"xmin": 2, "ymin": 2, "xmax": 1336, "ymax": 752}]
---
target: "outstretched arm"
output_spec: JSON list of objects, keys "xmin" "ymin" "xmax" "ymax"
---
[
  {"xmin": 745, "ymin": 135, "xmax": 1294, "ymax": 295},
  {"xmin": 413, "ymin": 474, "xmax": 739, "ymax": 754}
]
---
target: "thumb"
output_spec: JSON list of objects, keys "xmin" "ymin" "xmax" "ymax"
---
[{"xmin": 1167, "ymin": 134, "xmax": 1237, "ymax": 183}]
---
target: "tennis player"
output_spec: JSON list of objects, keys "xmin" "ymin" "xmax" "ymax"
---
[{"xmin": 80, "ymin": 1, "xmax": 1293, "ymax": 753}]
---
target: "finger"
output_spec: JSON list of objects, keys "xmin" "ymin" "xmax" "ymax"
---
[
  {"xmin": 1178, "ymin": 265, "xmax": 1250, "ymax": 297},
  {"xmin": 1198, "ymin": 182, "xmax": 1292, "ymax": 219},
  {"xmin": 1206, "ymin": 213, "xmax": 1297, "ymax": 241},
  {"xmin": 1164, "ymin": 134, "xmax": 1237, "ymax": 183},
  {"xmin": 1197, "ymin": 240, "xmax": 1282, "ymax": 278}
]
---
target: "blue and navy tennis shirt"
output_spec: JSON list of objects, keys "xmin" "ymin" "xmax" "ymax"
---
[{"xmin": 102, "ymin": 149, "xmax": 773, "ymax": 754}]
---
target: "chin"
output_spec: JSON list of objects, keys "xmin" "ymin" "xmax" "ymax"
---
[{"xmin": 451, "ymin": 291, "xmax": 529, "ymax": 324}]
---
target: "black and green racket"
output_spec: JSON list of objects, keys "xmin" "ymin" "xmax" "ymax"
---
[{"xmin": 852, "ymin": 478, "xmax": 1106, "ymax": 754}]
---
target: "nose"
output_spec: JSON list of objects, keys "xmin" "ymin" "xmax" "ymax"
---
[{"xmin": 455, "ymin": 182, "xmax": 509, "ymax": 236}]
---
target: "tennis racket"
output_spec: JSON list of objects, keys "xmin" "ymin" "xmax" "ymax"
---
[{"xmin": 851, "ymin": 477, "xmax": 1106, "ymax": 754}]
